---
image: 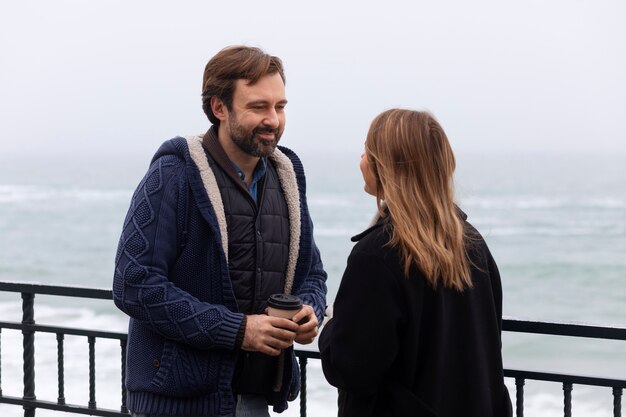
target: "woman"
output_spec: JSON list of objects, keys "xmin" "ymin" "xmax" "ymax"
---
[{"xmin": 319, "ymin": 109, "xmax": 512, "ymax": 417}]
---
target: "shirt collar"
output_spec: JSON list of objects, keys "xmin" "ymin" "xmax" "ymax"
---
[{"xmin": 232, "ymin": 157, "xmax": 267, "ymax": 187}]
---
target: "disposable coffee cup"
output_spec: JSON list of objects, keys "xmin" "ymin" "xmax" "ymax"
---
[{"xmin": 267, "ymin": 294, "xmax": 302, "ymax": 319}]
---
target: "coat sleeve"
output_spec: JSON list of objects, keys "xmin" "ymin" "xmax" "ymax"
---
[
  {"xmin": 112, "ymin": 155, "xmax": 243, "ymax": 350},
  {"xmin": 319, "ymin": 249, "xmax": 404, "ymax": 395},
  {"xmin": 485, "ymin": 242, "xmax": 504, "ymax": 334}
]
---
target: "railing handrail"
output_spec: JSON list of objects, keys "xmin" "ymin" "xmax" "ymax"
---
[
  {"xmin": 0, "ymin": 321, "xmax": 127, "ymax": 340},
  {"xmin": 0, "ymin": 281, "xmax": 112, "ymax": 300},
  {"xmin": 504, "ymin": 368, "xmax": 626, "ymax": 389},
  {"xmin": 503, "ymin": 316, "xmax": 626, "ymax": 340}
]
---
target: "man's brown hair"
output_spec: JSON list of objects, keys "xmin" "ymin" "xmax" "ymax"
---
[{"xmin": 201, "ymin": 45, "xmax": 286, "ymax": 125}]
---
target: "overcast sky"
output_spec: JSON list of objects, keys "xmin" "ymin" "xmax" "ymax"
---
[{"xmin": 1, "ymin": 0, "xmax": 625, "ymax": 159}]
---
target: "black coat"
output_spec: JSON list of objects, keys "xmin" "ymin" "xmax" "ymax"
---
[{"xmin": 319, "ymin": 217, "xmax": 512, "ymax": 417}]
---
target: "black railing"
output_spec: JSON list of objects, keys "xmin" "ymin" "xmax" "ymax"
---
[
  {"xmin": 0, "ymin": 281, "xmax": 624, "ymax": 417},
  {"xmin": 0, "ymin": 282, "xmax": 128, "ymax": 417},
  {"xmin": 501, "ymin": 319, "xmax": 626, "ymax": 417}
]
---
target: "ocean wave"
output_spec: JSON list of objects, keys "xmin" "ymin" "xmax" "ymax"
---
[
  {"xmin": 309, "ymin": 195, "xmax": 365, "ymax": 208},
  {"xmin": 315, "ymin": 227, "xmax": 360, "ymax": 237},
  {"xmin": 479, "ymin": 226, "xmax": 626, "ymax": 237},
  {"xmin": 461, "ymin": 196, "xmax": 626, "ymax": 210},
  {"xmin": 4, "ymin": 185, "xmax": 623, "ymax": 211},
  {"xmin": 0, "ymin": 185, "xmax": 132, "ymax": 204},
  {"xmin": 0, "ymin": 301, "xmax": 127, "ymax": 331}
]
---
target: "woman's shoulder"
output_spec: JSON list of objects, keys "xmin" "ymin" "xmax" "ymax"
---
[
  {"xmin": 462, "ymin": 219, "xmax": 495, "ymax": 260},
  {"xmin": 351, "ymin": 218, "xmax": 393, "ymax": 252},
  {"xmin": 349, "ymin": 219, "xmax": 407, "ymax": 281}
]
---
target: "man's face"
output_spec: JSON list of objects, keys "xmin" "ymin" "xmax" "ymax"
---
[{"xmin": 225, "ymin": 73, "xmax": 287, "ymax": 157}]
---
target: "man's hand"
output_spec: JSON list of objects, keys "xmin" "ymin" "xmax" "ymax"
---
[
  {"xmin": 242, "ymin": 314, "xmax": 298, "ymax": 356},
  {"xmin": 292, "ymin": 304, "xmax": 318, "ymax": 345}
]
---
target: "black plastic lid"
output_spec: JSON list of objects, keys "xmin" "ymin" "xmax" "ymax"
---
[{"xmin": 267, "ymin": 294, "xmax": 302, "ymax": 310}]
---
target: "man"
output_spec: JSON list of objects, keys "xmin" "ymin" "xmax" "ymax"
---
[{"xmin": 113, "ymin": 45, "xmax": 327, "ymax": 417}]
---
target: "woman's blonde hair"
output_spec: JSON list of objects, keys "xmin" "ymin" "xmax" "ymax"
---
[{"xmin": 365, "ymin": 109, "xmax": 472, "ymax": 291}]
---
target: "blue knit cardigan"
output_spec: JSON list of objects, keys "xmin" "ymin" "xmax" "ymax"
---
[{"xmin": 113, "ymin": 135, "xmax": 327, "ymax": 416}]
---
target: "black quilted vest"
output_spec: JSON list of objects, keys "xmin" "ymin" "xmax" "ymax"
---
[
  {"xmin": 203, "ymin": 130, "xmax": 291, "ymax": 395},
  {"xmin": 209, "ymin": 154, "xmax": 290, "ymax": 314},
  {"xmin": 214, "ymin": 164, "xmax": 289, "ymax": 314}
]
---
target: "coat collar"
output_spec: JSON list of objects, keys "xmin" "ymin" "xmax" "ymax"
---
[
  {"xmin": 202, "ymin": 126, "xmax": 247, "ymax": 191},
  {"xmin": 351, "ymin": 215, "xmax": 388, "ymax": 242}
]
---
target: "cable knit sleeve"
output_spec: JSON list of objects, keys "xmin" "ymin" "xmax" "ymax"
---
[{"xmin": 112, "ymin": 154, "xmax": 243, "ymax": 351}]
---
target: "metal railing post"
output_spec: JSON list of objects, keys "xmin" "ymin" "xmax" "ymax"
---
[
  {"xmin": 515, "ymin": 377, "xmax": 525, "ymax": 417},
  {"xmin": 0, "ymin": 328, "xmax": 3, "ymax": 397},
  {"xmin": 120, "ymin": 338, "xmax": 128, "ymax": 414},
  {"xmin": 21, "ymin": 292, "xmax": 36, "ymax": 417},
  {"xmin": 563, "ymin": 382, "xmax": 573, "ymax": 417},
  {"xmin": 614, "ymin": 387, "xmax": 622, "ymax": 417},
  {"xmin": 88, "ymin": 336, "xmax": 97, "ymax": 409},
  {"xmin": 57, "ymin": 333, "xmax": 65, "ymax": 405},
  {"xmin": 299, "ymin": 356, "xmax": 308, "ymax": 417}
]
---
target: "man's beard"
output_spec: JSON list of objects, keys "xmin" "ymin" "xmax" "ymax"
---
[{"xmin": 228, "ymin": 117, "xmax": 282, "ymax": 157}]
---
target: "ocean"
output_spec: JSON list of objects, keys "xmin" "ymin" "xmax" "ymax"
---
[{"xmin": 1, "ymin": 148, "xmax": 625, "ymax": 416}]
